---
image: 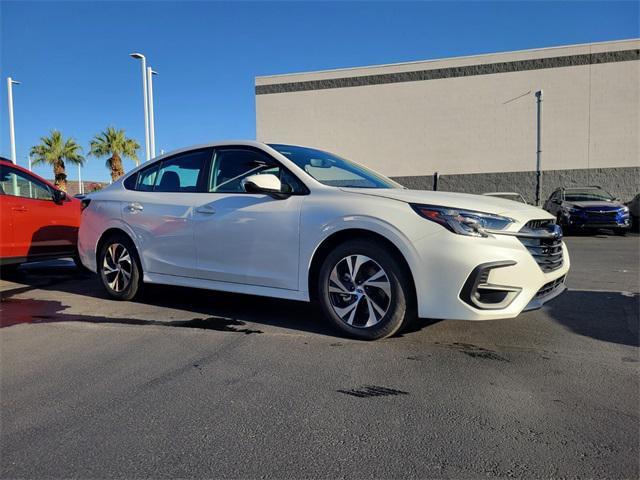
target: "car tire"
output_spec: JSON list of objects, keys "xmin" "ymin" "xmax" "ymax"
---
[
  {"xmin": 0, "ymin": 264, "xmax": 20, "ymax": 279},
  {"xmin": 556, "ymin": 214, "xmax": 570, "ymax": 234},
  {"xmin": 317, "ymin": 239, "xmax": 415, "ymax": 340},
  {"xmin": 614, "ymin": 228, "xmax": 627, "ymax": 236},
  {"xmin": 98, "ymin": 233, "xmax": 143, "ymax": 301}
]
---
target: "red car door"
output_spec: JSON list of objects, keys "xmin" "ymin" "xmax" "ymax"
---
[
  {"xmin": 0, "ymin": 162, "xmax": 79, "ymax": 262},
  {"xmin": 0, "ymin": 184, "xmax": 17, "ymax": 259}
]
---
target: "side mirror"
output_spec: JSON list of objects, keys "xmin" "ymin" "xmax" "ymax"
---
[
  {"xmin": 242, "ymin": 174, "xmax": 288, "ymax": 199},
  {"xmin": 52, "ymin": 189, "xmax": 67, "ymax": 204}
]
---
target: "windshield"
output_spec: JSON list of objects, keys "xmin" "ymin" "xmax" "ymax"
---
[
  {"xmin": 564, "ymin": 188, "xmax": 614, "ymax": 202},
  {"xmin": 269, "ymin": 144, "xmax": 402, "ymax": 189}
]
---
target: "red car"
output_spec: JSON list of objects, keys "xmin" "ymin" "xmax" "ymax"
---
[{"xmin": 0, "ymin": 157, "xmax": 81, "ymax": 271}]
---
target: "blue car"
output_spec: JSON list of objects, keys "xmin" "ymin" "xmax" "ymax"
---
[{"xmin": 543, "ymin": 186, "xmax": 630, "ymax": 235}]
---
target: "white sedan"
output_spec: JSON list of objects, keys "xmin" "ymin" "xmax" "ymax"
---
[{"xmin": 78, "ymin": 141, "xmax": 570, "ymax": 340}]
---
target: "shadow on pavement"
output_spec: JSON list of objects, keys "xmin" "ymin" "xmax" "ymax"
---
[
  {"xmin": 3, "ymin": 262, "xmax": 638, "ymax": 344},
  {"xmin": 0, "ymin": 263, "xmax": 438, "ymax": 338},
  {"xmin": 0, "ymin": 264, "xmax": 332, "ymax": 335},
  {"xmin": 546, "ymin": 290, "xmax": 639, "ymax": 347},
  {"xmin": 1, "ymin": 297, "xmax": 262, "ymax": 334}
]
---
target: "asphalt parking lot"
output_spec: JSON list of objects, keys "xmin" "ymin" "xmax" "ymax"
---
[{"xmin": 1, "ymin": 233, "xmax": 638, "ymax": 479}]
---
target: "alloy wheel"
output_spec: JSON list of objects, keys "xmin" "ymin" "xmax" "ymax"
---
[
  {"xmin": 102, "ymin": 243, "xmax": 132, "ymax": 293},
  {"xmin": 328, "ymin": 254, "xmax": 392, "ymax": 328}
]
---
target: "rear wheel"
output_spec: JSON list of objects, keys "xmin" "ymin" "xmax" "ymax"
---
[
  {"xmin": 98, "ymin": 234, "xmax": 142, "ymax": 300},
  {"xmin": 317, "ymin": 239, "xmax": 415, "ymax": 340}
]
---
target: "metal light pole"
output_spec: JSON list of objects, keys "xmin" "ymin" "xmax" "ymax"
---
[
  {"xmin": 535, "ymin": 90, "xmax": 543, "ymax": 206},
  {"xmin": 130, "ymin": 53, "xmax": 150, "ymax": 162},
  {"xmin": 7, "ymin": 77, "xmax": 20, "ymax": 164},
  {"xmin": 78, "ymin": 163, "xmax": 83, "ymax": 195},
  {"xmin": 146, "ymin": 67, "xmax": 158, "ymax": 158}
]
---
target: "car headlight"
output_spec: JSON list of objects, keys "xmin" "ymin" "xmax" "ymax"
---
[
  {"xmin": 563, "ymin": 206, "xmax": 580, "ymax": 214},
  {"xmin": 621, "ymin": 206, "xmax": 629, "ymax": 213},
  {"xmin": 411, "ymin": 204, "xmax": 514, "ymax": 237}
]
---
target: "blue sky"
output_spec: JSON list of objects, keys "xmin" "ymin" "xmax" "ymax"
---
[{"xmin": 1, "ymin": 1, "xmax": 638, "ymax": 182}]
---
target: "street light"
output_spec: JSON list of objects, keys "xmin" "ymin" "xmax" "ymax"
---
[
  {"xmin": 78, "ymin": 163, "xmax": 83, "ymax": 195},
  {"xmin": 130, "ymin": 52, "xmax": 150, "ymax": 163},
  {"xmin": 6, "ymin": 77, "xmax": 20, "ymax": 164},
  {"xmin": 146, "ymin": 67, "xmax": 158, "ymax": 158}
]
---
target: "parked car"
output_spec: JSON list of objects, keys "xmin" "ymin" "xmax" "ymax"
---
[
  {"xmin": 543, "ymin": 186, "xmax": 630, "ymax": 235},
  {"xmin": 626, "ymin": 193, "xmax": 639, "ymax": 231},
  {"xmin": 0, "ymin": 157, "xmax": 81, "ymax": 272},
  {"xmin": 483, "ymin": 192, "xmax": 528, "ymax": 204},
  {"xmin": 79, "ymin": 141, "xmax": 570, "ymax": 340}
]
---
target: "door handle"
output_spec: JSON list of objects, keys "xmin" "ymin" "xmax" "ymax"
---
[
  {"xmin": 127, "ymin": 202, "xmax": 144, "ymax": 212},
  {"xmin": 11, "ymin": 206, "xmax": 27, "ymax": 212},
  {"xmin": 195, "ymin": 205, "xmax": 216, "ymax": 215}
]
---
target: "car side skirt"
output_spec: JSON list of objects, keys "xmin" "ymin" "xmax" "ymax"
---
[{"xmin": 143, "ymin": 272, "xmax": 310, "ymax": 302}]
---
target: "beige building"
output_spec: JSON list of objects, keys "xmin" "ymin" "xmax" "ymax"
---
[{"xmin": 255, "ymin": 39, "xmax": 639, "ymax": 201}]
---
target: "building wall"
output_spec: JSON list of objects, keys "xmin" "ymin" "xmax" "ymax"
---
[
  {"xmin": 255, "ymin": 39, "xmax": 640, "ymax": 200},
  {"xmin": 393, "ymin": 167, "xmax": 639, "ymax": 205}
]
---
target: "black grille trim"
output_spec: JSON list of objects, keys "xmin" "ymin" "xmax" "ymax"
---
[{"xmin": 536, "ymin": 276, "xmax": 566, "ymax": 298}]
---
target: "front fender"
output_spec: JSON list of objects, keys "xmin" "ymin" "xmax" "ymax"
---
[{"xmin": 299, "ymin": 214, "xmax": 432, "ymax": 302}]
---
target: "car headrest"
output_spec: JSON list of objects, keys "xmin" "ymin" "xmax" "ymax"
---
[{"xmin": 158, "ymin": 171, "xmax": 180, "ymax": 191}]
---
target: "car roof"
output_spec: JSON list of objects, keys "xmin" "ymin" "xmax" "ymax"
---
[
  {"xmin": 483, "ymin": 192, "xmax": 522, "ymax": 196},
  {"xmin": 147, "ymin": 140, "xmax": 269, "ymax": 159}
]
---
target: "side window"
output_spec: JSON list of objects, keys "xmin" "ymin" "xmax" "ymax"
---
[
  {"xmin": 136, "ymin": 164, "xmax": 159, "ymax": 192},
  {"xmin": 123, "ymin": 172, "xmax": 138, "ymax": 190},
  {"xmin": 0, "ymin": 165, "xmax": 53, "ymax": 201},
  {"xmin": 209, "ymin": 148, "xmax": 306, "ymax": 194},
  {"xmin": 154, "ymin": 149, "xmax": 211, "ymax": 193},
  {"xmin": 129, "ymin": 149, "xmax": 212, "ymax": 193}
]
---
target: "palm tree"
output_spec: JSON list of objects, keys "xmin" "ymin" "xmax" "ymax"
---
[
  {"xmin": 89, "ymin": 127, "xmax": 140, "ymax": 182},
  {"xmin": 30, "ymin": 131, "xmax": 84, "ymax": 192}
]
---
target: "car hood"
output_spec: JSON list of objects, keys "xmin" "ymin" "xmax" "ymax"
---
[
  {"xmin": 564, "ymin": 200, "xmax": 622, "ymax": 209},
  {"xmin": 340, "ymin": 188, "xmax": 552, "ymax": 222}
]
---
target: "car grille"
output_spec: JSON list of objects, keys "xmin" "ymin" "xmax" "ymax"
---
[
  {"xmin": 517, "ymin": 220, "xmax": 564, "ymax": 273},
  {"xmin": 584, "ymin": 210, "xmax": 617, "ymax": 221},
  {"xmin": 524, "ymin": 219, "xmax": 555, "ymax": 230},
  {"xmin": 535, "ymin": 275, "xmax": 566, "ymax": 298}
]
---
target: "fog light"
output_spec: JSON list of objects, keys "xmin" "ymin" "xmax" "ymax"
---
[{"xmin": 460, "ymin": 261, "xmax": 522, "ymax": 310}]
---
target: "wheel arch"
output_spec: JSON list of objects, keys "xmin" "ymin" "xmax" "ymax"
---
[
  {"xmin": 307, "ymin": 228, "xmax": 417, "ymax": 304},
  {"xmin": 95, "ymin": 227, "xmax": 140, "ymax": 271}
]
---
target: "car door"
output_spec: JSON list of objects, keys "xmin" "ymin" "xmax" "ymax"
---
[
  {"xmin": 122, "ymin": 148, "xmax": 212, "ymax": 277},
  {"xmin": 0, "ymin": 164, "xmax": 77, "ymax": 260},
  {"xmin": 193, "ymin": 146, "xmax": 307, "ymax": 290}
]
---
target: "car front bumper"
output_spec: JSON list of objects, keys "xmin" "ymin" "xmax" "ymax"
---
[
  {"xmin": 410, "ymin": 228, "xmax": 570, "ymax": 321},
  {"xmin": 564, "ymin": 211, "xmax": 630, "ymax": 229}
]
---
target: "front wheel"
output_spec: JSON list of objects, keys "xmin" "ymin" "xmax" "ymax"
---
[
  {"xmin": 98, "ymin": 234, "xmax": 142, "ymax": 301},
  {"xmin": 317, "ymin": 239, "xmax": 415, "ymax": 340}
]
